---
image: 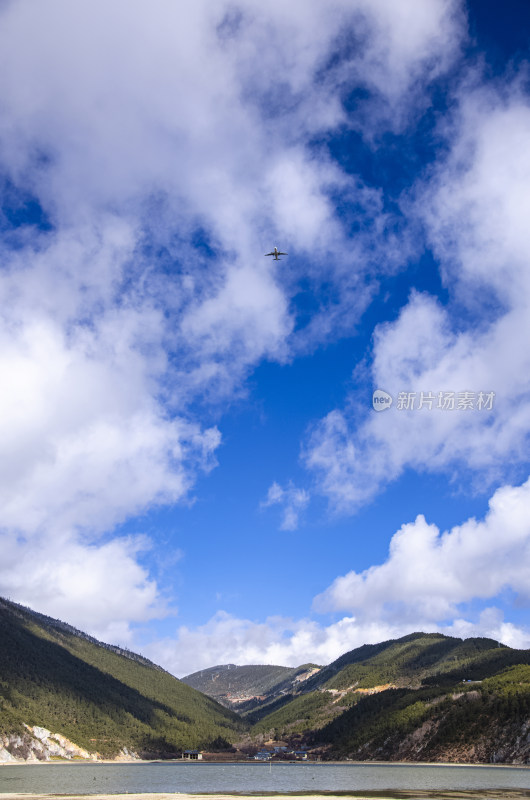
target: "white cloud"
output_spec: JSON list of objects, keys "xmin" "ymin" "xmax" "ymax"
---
[
  {"xmin": 144, "ymin": 607, "xmax": 530, "ymax": 678},
  {"xmin": 0, "ymin": 0, "xmax": 467, "ymax": 408},
  {"xmin": 0, "ymin": 0, "xmax": 465, "ymax": 635},
  {"xmin": 0, "ymin": 0, "xmax": 465, "ymax": 337},
  {"xmin": 424, "ymin": 84, "xmax": 530, "ymax": 304},
  {"xmin": 304, "ymin": 80, "xmax": 530, "ymax": 511},
  {"xmin": 341, "ymin": 0, "xmax": 465, "ymax": 127},
  {"xmin": 0, "ymin": 529, "xmax": 167, "ymax": 645},
  {"xmin": 180, "ymin": 262, "xmax": 292, "ymax": 377},
  {"xmin": 146, "ymin": 477, "xmax": 530, "ymax": 674},
  {"xmin": 261, "ymin": 480, "xmax": 310, "ymax": 530},
  {"xmin": 443, "ymin": 608, "xmax": 530, "ymax": 651},
  {"xmin": 314, "ymin": 477, "xmax": 530, "ymax": 623},
  {"xmin": 0, "ymin": 291, "xmax": 220, "ymax": 535},
  {"xmin": 144, "ymin": 611, "xmax": 398, "ymax": 676}
]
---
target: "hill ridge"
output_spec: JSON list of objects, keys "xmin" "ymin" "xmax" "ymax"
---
[
  {"xmin": 0, "ymin": 597, "xmax": 165, "ymax": 672},
  {"xmin": 3, "ymin": 598, "xmax": 530, "ymax": 765},
  {"xmin": 0, "ymin": 596, "xmax": 244, "ymax": 761}
]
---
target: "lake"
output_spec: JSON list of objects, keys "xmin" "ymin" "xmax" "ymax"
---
[{"xmin": 1, "ymin": 761, "xmax": 530, "ymax": 796}]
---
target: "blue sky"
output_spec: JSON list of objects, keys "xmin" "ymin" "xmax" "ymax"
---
[{"xmin": 1, "ymin": 0, "xmax": 530, "ymax": 675}]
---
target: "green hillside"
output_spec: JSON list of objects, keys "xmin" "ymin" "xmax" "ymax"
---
[
  {"xmin": 3, "ymin": 604, "xmax": 530, "ymax": 765},
  {"xmin": 0, "ymin": 598, "xmax": 245, "ymax": 758},
  {"xmin": 249, "ymin": 632, "xmax": 530, "ymax": 762},
  {"xmin": 182, "ymin": 663, "xmax": 319, "ymax": 713},
  {"xmin": 315, "ymin": 664, "xmax": 530, "ymax": 762},
  {"xmin": 183, "ymin": 664, "xmax": 297, "ymax": 699},
  {"xmin": 297, "ymin": 632, "xmax": 504, "ymax": 692}
]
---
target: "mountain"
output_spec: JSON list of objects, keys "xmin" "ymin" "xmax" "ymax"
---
[
  {"xmin": 314, "ymin": 663, "xmax": 530, "ymax": 763},
  {"xmin": 248, "ymin": 632, "xmax": 530, "ymax": 763},
  {"xmin": 3, "ymin": 602, "xmax": 530, "ymax": 765},
  {"xmin": 182, "ymin": 663, "xmax": 321, "ymax": 713},
  {"xmin": 0, "ymin": 597, "xmax": 245, "ymax": 760}
]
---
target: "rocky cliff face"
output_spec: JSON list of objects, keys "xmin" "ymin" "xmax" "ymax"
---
[
  {"xmin": 0, "ymin": 725, "xmax": 138, "ymax": 762},
  {"xmin": 332, "ymin": 717, "xmax": 530, "ymax": 765}
]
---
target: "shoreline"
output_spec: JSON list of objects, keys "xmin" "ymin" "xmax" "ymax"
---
[
  {"xmin": 1, "ymin": 792, "xmax": 530, "ymax": 800},
  {"xmin": 1, "ymin": 758, "xmax": 529, "ymax": 768}
]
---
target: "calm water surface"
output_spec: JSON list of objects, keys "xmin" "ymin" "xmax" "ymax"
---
[{"xmin": 0, "ymin": 761, "xmax": 529, "ymax": 795}]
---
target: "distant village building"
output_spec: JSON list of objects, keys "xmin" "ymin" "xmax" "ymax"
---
[
  {"xmin": 182, "ymin": 750, "xmax": 203, "ymax": 760},
  {"xmin": 293, "ymin": 750, "xmax": 308, "ymax": 760}
]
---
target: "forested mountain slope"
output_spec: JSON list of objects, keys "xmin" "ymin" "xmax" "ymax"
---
[
  {"xmin": 248, "ymin": 633, "xmax": 530, "ymax": 764},
  {"xmin": 313, "ymin": 663, "xmax": 530, "ymax": 763},
  {"xmin": 0, "ymin": 597, "xmax": 245, "ymax": 759},
  {"xmin": 3, "ymin": 601, "xmax": 530, "ymax": 765},
  {"xmin": 183, "ymin": 663, "xmax": 320, "ymax": 712}
]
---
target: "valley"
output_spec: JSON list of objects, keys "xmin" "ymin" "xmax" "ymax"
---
[{"xmin": 2, "ymin": 598, "xmax": 530, "ymax": 765}]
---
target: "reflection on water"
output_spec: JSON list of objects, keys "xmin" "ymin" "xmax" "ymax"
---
[{"xmin": 0, "ymin": 761, "xmax": 529, "ymax": 795}]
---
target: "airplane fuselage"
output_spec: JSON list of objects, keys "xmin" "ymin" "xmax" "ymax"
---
[{"xmin": 265, "ymin": 247, "xmax": 287, "ymax": 261}]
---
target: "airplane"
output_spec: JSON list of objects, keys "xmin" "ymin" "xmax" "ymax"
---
[{"xmin": 265, "ymin": 247, "xmax": 288, "ymax": 261}]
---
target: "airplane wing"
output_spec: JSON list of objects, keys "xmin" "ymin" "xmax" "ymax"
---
[
  {"xmin": 278, "ymin": 252, "xmax": 288, "ymax": 256},
  {"xmin": 264, "ymin": 252, "xmax": 275, "ymax": 256}
]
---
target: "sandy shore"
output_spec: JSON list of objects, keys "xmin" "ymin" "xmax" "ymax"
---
[
  {"xmin": 1, "ymin": 792, "xmax": 530, "ymax": 800},
  {"xmin": 1, "ymin": 759, "xmax": 529, "ymax": 767}
]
